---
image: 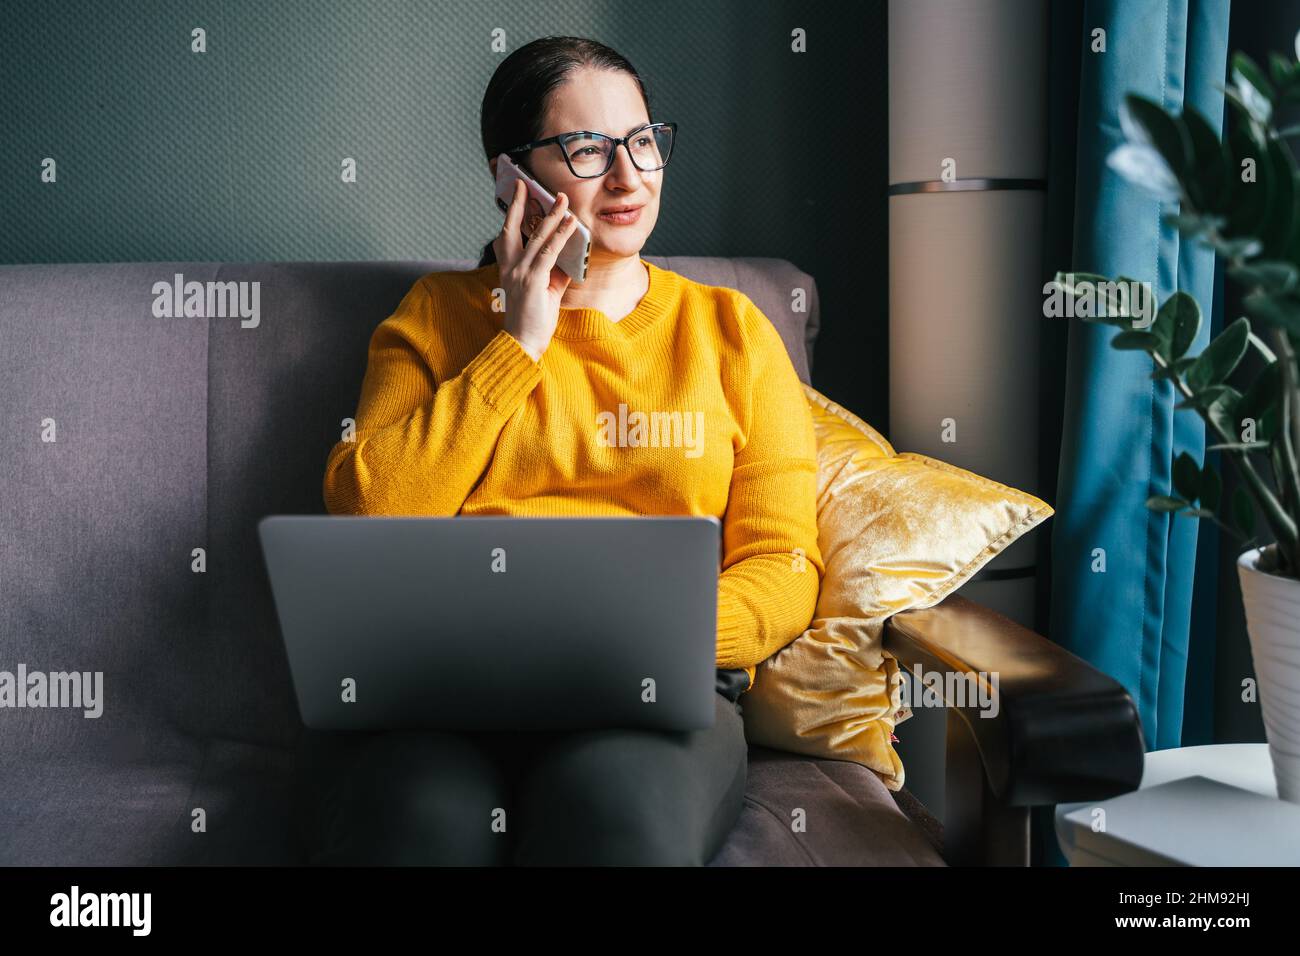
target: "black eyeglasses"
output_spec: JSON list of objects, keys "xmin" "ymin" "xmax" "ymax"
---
[{"xmin": 505, "ymin": 122, "xmax": 677, "ymax": 179}]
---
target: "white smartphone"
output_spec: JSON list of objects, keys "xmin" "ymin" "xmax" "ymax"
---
[{"xmin": 494, "ymin": 153, "xmax": 590, "ymax": 284}]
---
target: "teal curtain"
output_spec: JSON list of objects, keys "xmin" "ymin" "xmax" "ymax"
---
[{"xmin": 1040, "ymin": 0, "xmax": 1230, "ymax": 864}]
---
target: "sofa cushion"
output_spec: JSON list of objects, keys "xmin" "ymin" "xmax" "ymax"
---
[
  {"xmin": 0, "ymin": 262, "xmax": 209, "ymax": 759},
  {"xmin": 0, "ymin": 746, "xmax": 201, "ymax": 865},
  {"xmin": 0, "ymin": 736, "xmax": 942, "ymax": 866},
  {"xmin": 707, "ymin": 745, "xmax": 946, "ymax": 866},
  {"xmin": 0, "ymin": 734, "xmax": 301, "ymax": 866}
]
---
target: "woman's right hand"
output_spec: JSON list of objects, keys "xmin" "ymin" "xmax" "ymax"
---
[{"xmin": 493, "ymin": 178, "xmax": 580, "ymax": 362}]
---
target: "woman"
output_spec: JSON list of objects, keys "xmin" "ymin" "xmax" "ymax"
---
[{"xmin": 293, "ymin": 35, "xmax": 824, "ymax": 866}]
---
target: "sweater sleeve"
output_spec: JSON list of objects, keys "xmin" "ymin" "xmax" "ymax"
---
[
  {"xmin": 715, "ymin": 299, "xmax": 825, "ymax": 671},
  {"xmin": 322, "ymin": 278, "xmax": 543, "ymax": 516}
]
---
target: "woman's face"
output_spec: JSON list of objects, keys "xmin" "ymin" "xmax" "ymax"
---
[{"xmin": 500, "ymin": 67, "xmax": 661, "ymax": 260}]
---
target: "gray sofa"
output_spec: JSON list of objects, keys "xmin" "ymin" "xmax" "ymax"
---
[{"xmin": 0, "ymin": 257, "xmax": 1143, "ymax": 866}]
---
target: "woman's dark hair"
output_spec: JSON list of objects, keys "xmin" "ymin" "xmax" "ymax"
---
[{"xmin": 477, "ymin": 36, "xmax": 651, "ymax": 268}]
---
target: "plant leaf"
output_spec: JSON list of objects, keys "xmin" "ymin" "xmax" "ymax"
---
[
  {"xmin": 1243, "ymin": 291, "xmax": 1300, "ymax": 335},
  {"xmin": 1260, "ymin": 402, "xmax": 1279, "ymax": 441},
  {"xmin": 1207, "ymin": 388, "xmax": 1243, "ymax": 439},
  {"xmin": 1175, "ymin": 383, "xmax": 1236, "ymax": 410},
  {"xmin": 1228, "ymin": 260, "xmax": 1299, "ymax": 293},
  {"xmin": 1201, "ymin": 387, "xmax": 1242, "ymax": 439},
  {"xmin": 1163, "ymin": 211, "xmax": 1226, "ymax": 235},
  {"xmin": 1185, "ymin": 316, "xmax": 1250, "ymax": 391},
  {"xmin": 1153, "ymin": 355, "xmax": 1199, "ymax": 380},
  {"xmin": 1200, "ymin": 463, "xmax": 1223, "ymax": 510},
  {"xmin": 1181, "ymin": 105, "xmax": 1231, "ymax": 215},
  {"xmin": 1271, "ymin": 51, "xmax": 1296, "ymax": 91},
  {"xmin": 1159, "ymin": 291, "xmax": 1202, "ymax": 359},
  {"xmin": 1248, "ymin": 328, "xmax": 1278, "ymax": 362},
  {"xmin": 1232, "ymin": 52, "xmax": 1276, "ymax": 119},
  {"xmin": 1237, "ymin": 359, "xmax": 1282, "ymax": 425},
  {"xmin": 1172, "ymin": 450, "xmax": 1201, "ymax": 500},
  {"xmin": 1211, "ymin": 235, "xmax": 1265, "ymax": 260},
  {"xmin": 1108, "ymin": 144, "xmax": 1182, "ymax": 202},
  {"xmin": 1206, "ymin": 441, "xmax": 1271, "ymax": 451},
  {"xmin": 1121, "ymin": 94, "xmax": 1194, "ymax": 181},
  {"xmin": 1147, "ymin": 494, "xmax": 1187, "ymax": 512},
  {"xmin": 1226, "ymin": 124, "xmax": 1273, "ymax": 237},
  {"xmin": 1261, "ymin": 137, "xmax": 1299, "ymax": 259}
]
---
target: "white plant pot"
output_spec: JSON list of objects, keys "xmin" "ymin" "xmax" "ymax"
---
[{"xmin": 1236, "ymin": 546, "xmax": 1300, "ymax": 804}]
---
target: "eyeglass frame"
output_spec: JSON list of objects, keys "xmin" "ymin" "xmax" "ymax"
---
[{"xmin": 503, "ymin": 121, "xmax": 677, "ymax": 179}]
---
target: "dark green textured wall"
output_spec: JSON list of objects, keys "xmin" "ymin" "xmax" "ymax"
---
[{"xmin": 1, "ymin": 0, "xmax": 890, "ymax": 420}]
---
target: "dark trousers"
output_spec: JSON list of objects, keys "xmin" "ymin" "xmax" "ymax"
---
[{"xmin": 290, "ymin": 677, "xmax": 749, "ymax": 866}]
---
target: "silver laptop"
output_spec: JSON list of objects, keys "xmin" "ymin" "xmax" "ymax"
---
[{"xmin": 258, "ymin": 515, "xmax": 720, "ymax": 732}]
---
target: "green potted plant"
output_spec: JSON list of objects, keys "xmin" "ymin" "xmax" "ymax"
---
[{"xmin": 1052, "ymin": 36, "xmax": 1300, "ymax": 804}]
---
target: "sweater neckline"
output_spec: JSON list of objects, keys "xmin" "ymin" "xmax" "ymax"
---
[{"xmin": 492, "ymin": 258, "xmax": 676, "ymax": 341}]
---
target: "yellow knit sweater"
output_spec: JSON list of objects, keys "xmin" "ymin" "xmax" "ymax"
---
[{"xmin": 322, "ymin": 258, "xmax": 824, "ymax": 692}]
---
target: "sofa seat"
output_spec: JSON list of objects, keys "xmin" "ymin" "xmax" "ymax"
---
[
  {"xmin": 708, "ymin": 745, "xmax": 945, "ymax": 866},
  {"xmin": 0, "ymin": 735, "xmax": 944, "ymax": 866}
]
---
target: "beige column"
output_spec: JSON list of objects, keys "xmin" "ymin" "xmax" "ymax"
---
[{"xmin": 888, "ymin": 0, "xmax": 1050, "ymax": 820}]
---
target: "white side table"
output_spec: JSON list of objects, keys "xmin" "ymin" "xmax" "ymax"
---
[{"xmin": 1053, "ymin": 743, "xmax": 1299, "ymax": 866}]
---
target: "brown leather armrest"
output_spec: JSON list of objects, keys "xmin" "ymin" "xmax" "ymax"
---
[{"xmin": 884, "ymin": 594, "xmax": 1145, "ymax": 807}]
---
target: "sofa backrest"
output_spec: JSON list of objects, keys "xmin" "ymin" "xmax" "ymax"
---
[{"xmin": 0, "ymin": 257, "xmax": 821, "ymax": 752}]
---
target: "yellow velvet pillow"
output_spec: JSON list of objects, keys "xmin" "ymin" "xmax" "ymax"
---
[{"xmin": 739, "ymin": 384, "xmax": 1055, "ymax": 791}]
